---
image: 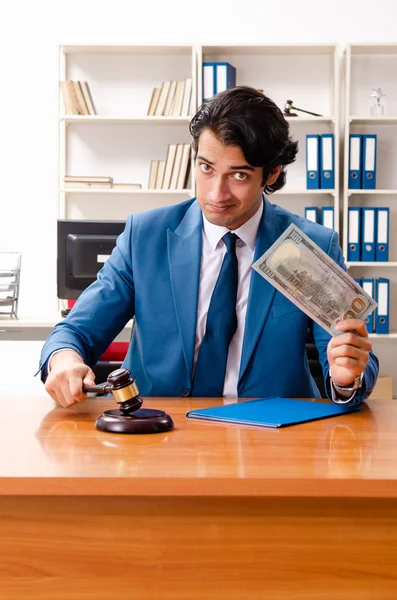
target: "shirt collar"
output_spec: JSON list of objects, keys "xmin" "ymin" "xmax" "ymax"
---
[{"xmin": 202, "ymin": 198, "xmax": 264, "ymax": 252}]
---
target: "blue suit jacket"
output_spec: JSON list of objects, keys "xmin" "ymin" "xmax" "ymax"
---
[{"xmin": 39, "ymin": 196, "xmax": 378, "ymax": 401}]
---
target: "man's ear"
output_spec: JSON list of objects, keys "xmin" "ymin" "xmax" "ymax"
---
[{"xmin": 266, "ymin": 165, "xmax": 282, "ymax": 186}]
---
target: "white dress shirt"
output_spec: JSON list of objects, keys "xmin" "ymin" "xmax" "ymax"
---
[{"xmin": 194, "ymin": 204, "xmax": 263, "ymax": 398}]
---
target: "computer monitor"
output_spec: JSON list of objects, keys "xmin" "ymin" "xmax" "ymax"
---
[{"xmin": 57, "ymin": 220, "xmax": 126, "ymax": 299}]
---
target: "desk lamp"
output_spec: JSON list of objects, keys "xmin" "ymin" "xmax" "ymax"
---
[
  {"xmin": 283, "ymin": 99, "xmax": 323, "ymax": 117},
  {"xmin": 83, "ymin": 368, "xmax": 174, "ymax": 434}
]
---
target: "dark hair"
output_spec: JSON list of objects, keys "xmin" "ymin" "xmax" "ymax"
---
[{"xmin": 189, "ymin": 86, "xmax": 298, "ymax": 193}]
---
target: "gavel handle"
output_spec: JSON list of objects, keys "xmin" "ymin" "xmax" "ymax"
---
[
  {"xmin": 293, "ymin": 105, "xmax": 323, "ymax": 117},
  {"xmin": 83, "ymin": 383, "xmax": 113, "ymax": 394}
]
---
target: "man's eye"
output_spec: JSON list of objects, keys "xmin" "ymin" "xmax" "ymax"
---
[
  {"xmin": 200, "ymin": 163, "xmax": 212, "ymax": 173},
  {"xmin": 234, "ymin": 172, "xmax": 248, "ymax": 180}
]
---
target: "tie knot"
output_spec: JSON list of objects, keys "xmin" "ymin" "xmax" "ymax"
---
[{"xmin": 222, "ymin": 232, "xmax": 238, "ymax": 253}]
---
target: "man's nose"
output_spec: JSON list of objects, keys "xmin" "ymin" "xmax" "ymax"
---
[{"xmin": 208, "ymin": 176, "xmax": 232, "ymax": 202}]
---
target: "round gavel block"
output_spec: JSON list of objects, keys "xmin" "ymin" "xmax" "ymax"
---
[{"xmin": 95, "ymin": 408, "xmax": 174, "ymax": 434}]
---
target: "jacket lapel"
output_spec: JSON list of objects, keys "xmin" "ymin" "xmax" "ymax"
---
[
  {"xmin": 168, "ymin": 201, "xmax": 202, "ymax": 379},
  {"xmin": 239, "ymin": 197, "xmax": 283, "ymax": 382}
]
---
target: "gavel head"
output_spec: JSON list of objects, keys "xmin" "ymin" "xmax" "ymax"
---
[
  {"xmin": 106, "ymin": 368, "xmax": 143, "ymax": 415},
  {"xmin": 284, "ymin": 99, "xmax": 294, "ymax": 114}
]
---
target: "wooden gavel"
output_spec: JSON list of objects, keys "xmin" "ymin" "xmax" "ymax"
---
[
  {"xmin": 83, "ymin": 368, "xmax": 174, "ymax": 434},
  {"xmin": 83, "ymin": 367, "xmax": 143, "ymax": 415}
]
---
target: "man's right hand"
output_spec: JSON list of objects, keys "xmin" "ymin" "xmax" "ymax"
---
[{"xmin": 45, "ymin": 350, "xmax": 96, "ymax": 408}]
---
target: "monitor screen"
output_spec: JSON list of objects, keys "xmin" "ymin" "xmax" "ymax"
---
[{"xmin": 58, "ymin": 220, "xmax": 126, "ymax": 299}]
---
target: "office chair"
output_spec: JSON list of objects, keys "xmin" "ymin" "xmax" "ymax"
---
[
  {"xmin": 306, "ymin": 320, "xmax": 327, "ymax": 398},
  {"xmin": 93, "ymin": 342, "xmax": 129, "ymax": 383}
]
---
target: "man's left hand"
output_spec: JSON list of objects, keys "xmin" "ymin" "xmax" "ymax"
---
[{"xmin": 327, "ymin": 319, "xmax": 372, "ymax": 388}]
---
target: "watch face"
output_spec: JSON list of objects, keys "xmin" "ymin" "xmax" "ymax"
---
[{"xmin": 352, "ymin": 374, "xmax": 363, "ymax": 389}]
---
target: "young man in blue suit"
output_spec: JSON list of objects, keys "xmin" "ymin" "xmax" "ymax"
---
[{"xmin": 40, "ymin": 86, "xmax": 378, "ymax": 407}]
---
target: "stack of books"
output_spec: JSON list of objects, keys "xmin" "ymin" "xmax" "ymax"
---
[
  {"xmin": 147, "ymin": 79, "xmax": 193, "ymax": 117},
  {"xmin": 148, "ymin": 143, "xmax": 191, "ymax": 190},
  {"xmin": 64, "ymin": 176, "xmax": 142, "ymax": 190},
  {"xmin": 60, "ymin": 81, "xmax": 96, "ymax": 115}
]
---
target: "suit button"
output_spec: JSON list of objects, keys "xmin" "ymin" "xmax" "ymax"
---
[{"xmin": 180, "ymin": 388, "xmax": 190, "ymax": 397}]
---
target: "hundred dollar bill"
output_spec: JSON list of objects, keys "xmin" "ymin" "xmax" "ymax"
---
[{"xmin": 252, "ymin": 223, "xmax": 377, "ymax": 336}]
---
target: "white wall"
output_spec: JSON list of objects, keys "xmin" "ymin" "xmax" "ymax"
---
[
  {"xmin": 1, "ymin": 0, "xmax": 396, "ymax": 317},
  {"xmin": 0, "ymin": 0, "xmax": 396, "ymax": 392}
]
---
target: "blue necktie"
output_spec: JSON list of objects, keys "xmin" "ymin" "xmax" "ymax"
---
[{"xmin": 192, "ymin": 232, "xmax": 238, "ymax": 397}]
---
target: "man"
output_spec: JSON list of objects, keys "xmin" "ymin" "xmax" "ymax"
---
[{"xmin": 39, "ymin": 86, "xmax": 378, "ymax": 407}]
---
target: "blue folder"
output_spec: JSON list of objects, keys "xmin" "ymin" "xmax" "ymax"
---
[
  {"xmin": 347, "ymin": 206, "xmax": 361, "ymax": 261},
  {"xmin": 361, "ymin": 207, "xmax": 376, "ymax": 262},
  {"xmin": 186, "ymin": 397, "xmax": 361, "ymax": 429},
  {"xmin": 348, "ymin": 134, "xmax": 363, "ymax": 189},
  {"xmin": 362, "ymin": 134, "xmax": 377, "ymax": 189},
  {"xmin": 375, "ymin": 207, "xmax": 389, "ymax": 262},
  {"xmin": 306, "ymin": 134, "xmax": 320, "ymax": 189},
  {"xmin": 320, "ymin": 133, "xmax": 335, "ymax": 189}
]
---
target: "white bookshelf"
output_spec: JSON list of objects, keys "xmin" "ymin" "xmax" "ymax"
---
[
  {"xmin": 60, "ymin": 116, "xmax": 192, "ymax": 125},
  {"xmin": 197, "ymin": 43, "xmax": 341, "ymax": 231},
  {"xmin": 350, "ymin": 116, "xmax": 397, "ymax": 125},
  {"xmin": 343, "ymin": 44, "xmax": 397, "ymax": 395},
  {"xmin": 369, "ymin": 332, "xmax": 397, "ymax": 339},
  {"xmin": 347, "ymin": 190, "xmax": 397, "ymax": 195},
  {"xmin": 347, "ymin": 262, "xmax": 397, "ymax": 268},
  {"xmin": 60, "ymin": 189, "xmax": 194, "ymax": 195},
  {"xmin": 58, "ymin": 44, "xmax": 197, "ymax": 221}
]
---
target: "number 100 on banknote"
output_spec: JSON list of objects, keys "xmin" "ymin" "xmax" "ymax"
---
[{"xmin": 252, "ymin": 223, "xmax": 377, "ymax": 336}]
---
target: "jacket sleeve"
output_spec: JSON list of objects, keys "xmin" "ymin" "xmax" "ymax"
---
[
  {"xmin": 38, "ymin": 215, "xmax": 136, "ymax": 382},
  {"xmin": 312, "ymin": 230, "xmax": 379, "ymax": 405}
]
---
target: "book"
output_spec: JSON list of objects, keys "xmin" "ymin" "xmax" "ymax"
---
[
  {"xmin": 181, "ymin": 78, "xmax": 192, "ymax": 116},
  {"xmin": 64, "ymin": 176, "xmax": 113, "ymax": 183},
  {"xmin": 169, "ymin": 144, "xmax": 184, "ymax": 189},
  {"xmin": 148, "ymin": 161, "xmax": 159, "ymax": 189},
  {"xmin": 155, "ymin": 81, "xmax": 172, "ymax": 116},
  {"xmin": 80, "ymin": 81, "xmax": 96, "ymax": 115},
  {"xmin": 64, "ymin": 181, "xmax": 112, "ymax": 188},
  {"xmin": 172, "ymin": 81, "xmax": 185, "ymax": 116},
  {"xmin": 60, "ymin": 81, "xmax": 77, "ymax": 114},
  {"xmin": 155, "ymin": 160, "xmax": 166, "ymax": 189},
  {"xmin": 164, "ymin": 81, "xmax": 177, "ymax": 116},
  {"xmin": 162, "ymin": 144, "xmax": 178, "ymax": 189},
  {"xmin": 177, "ymin": 144, "xmax": 191, "ymax": 189},
  {"xmin": 68, "ymin": 81, "xmax": 82, "ymax": 114},
  {"xmin": 73, "ymin": 81, "xmax": 90, "ymax": 115},
  {"xmin": 112, "ymin": 183, "xmax": 142, "ymax": 189},
  {"xmin": 147, "ymin": 88, "xmax": 161, "ymax": 116}
]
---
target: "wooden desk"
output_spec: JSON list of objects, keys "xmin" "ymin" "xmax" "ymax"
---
[{"xmin": 1, "ymin": 395, "xmax": 397, "ymax": 599}]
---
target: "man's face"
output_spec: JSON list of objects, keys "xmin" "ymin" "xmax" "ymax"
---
[{"xmin": 195, "ymin": 129, "xmax": 268, "ymax": 230}]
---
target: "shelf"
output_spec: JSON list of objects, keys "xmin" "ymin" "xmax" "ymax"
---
[
  {"xmin": 285, "ymin": 116, "xmax": 335, "ymax": 123},
  {"xmin": 274, "ymin": 189, "xmax": 335, "ymax": 196},
  {"xmin": 369, "ymin": 333, "xmax": 397, "ymax": 339},
  {"xmin": 350, "ymin": 44, "xmax": 397, "ymax": 55},
  {"xmin": 60, "ymin": 116, "xmax": 192, "ymax": 125},
  {"xmin": 202, "ymin": 43, "xmax": 337, "ymax": 56},
  {"xmin": 60, "ymin": 188, "xmax": 194, "ymax": 195},
  {"xmin": 61, "ymin": 44, "xmax": 194, "ymax": 56},
  {"xmin": 348, "ymin": 189, "xmax": 397, "ymax": 195},
  {"xmin": 347, "ymin": 262, "xmax": 397, "ymax": 267},
  {"xmin": 349, "ymin": 116, "xmax": 397, "ymax": 125}
]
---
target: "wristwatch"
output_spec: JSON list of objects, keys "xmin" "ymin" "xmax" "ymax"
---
[{"xmin": 331, "ymin": 372, "xmax": 363, "ymax": 392}]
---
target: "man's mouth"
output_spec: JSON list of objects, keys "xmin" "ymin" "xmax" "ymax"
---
[{"xmin": 207, "ymin": 203, "xmax": 234, "ymax": 213}]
